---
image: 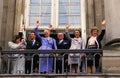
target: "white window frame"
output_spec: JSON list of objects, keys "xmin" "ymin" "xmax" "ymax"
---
[{"xmin": 24, "ymin": 0, "xmax": 86, "ymax": 40}]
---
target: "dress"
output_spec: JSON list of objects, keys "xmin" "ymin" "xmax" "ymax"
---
[
  {"xmin": 65, "ymin": 31, "xmax": 85, "ymax": 64},
  {"xmin": 34, "ymin": 28, "xmax": 57, "ymax": 73},
  {"xmin": 69, "ymin": 38, "xmax": 85, "ymax": 64}
]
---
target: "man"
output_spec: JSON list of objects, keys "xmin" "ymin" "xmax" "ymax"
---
[
  {"xmin": 26, "ymin": 32, "xmax": 41, "ymax": 74},
  {"xmin": 56, "ymin": 32, "xmax": 70, "ymax": 73}
]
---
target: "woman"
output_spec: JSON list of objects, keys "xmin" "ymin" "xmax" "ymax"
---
[
  {"xmin": 34, "ymin": 21, "xmax": 57, "ymax": 73},
  {"xmin": 86, "ymin": 20, "xmax": 106, "ymax": 74},
  {"xmin": 8, "ymin": 35, "xmax": 26, "ymax": 74},
  {"xmin": 65, "ymin": 23, "xmax": 85, "ymax": 73}
]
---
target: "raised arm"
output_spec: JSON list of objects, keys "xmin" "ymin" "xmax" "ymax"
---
[
  {"xmin": 98, "ymin": 20, "xmax": 106, "ymax": 41},
  {"xmin": 64, "ymin": 23, "xmax": 71, "ymax": 41},
  {"xmin": 34, "ymin": 21, "xmax": 42, "ymax": 42},
  {"xmin": 19, "ymin": 24, "xmax": 26, "ymax": 40}
]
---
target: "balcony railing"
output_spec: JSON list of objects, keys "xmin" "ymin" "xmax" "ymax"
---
[{"xmin": 0, "ymin": 49, "xmax": 102, "ymax": 74}]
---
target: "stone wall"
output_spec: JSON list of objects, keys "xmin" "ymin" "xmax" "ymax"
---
[
  {"xmin": 85, "ymin": 0, "xmax": 105, "ymax": 46},
  {"xmin": 102, "ymin": 50, "xmax": 120, "ymax": 73},
  {"xmin": 104, "ymin": 0, "xmax": 120, "ymax": 43},
  {"xmin": 0, "ymin": 0, "xmax": 3, "ymax": 48},
  {"xmin": 86, "ymin": 0, "xmax": 105, "ymax": 36},
  {"xmin": 0, "ymin": 0, "xmax": 24, "ymax": 49}
]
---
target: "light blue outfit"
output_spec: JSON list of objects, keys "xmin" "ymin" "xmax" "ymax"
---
[{"xmin": 34, "ymin": 28, "xmax": 57, "ymax": 73}]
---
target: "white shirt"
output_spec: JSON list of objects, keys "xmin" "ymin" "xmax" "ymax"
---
[{"xmin": 88, "ymin": 36, "xmax": 96, "ymax": 46}]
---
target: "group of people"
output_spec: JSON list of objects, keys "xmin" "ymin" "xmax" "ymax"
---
[
  {"xmin": 8, "ymin": 20, "xmax": 106, "ymax": 74},
  {"xmin": 8, "ymin": 26, "xmax": 41, "ymax": 74}
]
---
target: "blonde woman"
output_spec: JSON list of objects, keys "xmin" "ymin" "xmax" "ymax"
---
[{"xmin": 86, "ymin": 20, "xmax": 106, "ymax": 74}]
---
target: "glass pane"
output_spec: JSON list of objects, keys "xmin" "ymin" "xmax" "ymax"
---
[
  {"xmin": 29, "ymin": 0, "xmax": 52, "ymax": 27},
  {"xmin": 69, "ymin": 6, "xmax": 80, "ymax": 14},
  {"xmin": 41, "ymin": 6, "xmax": 51, "ymax": 14},
  {"xmin": 41, "ymin": 16, "xmax": 51, "ymax": 26},
  {"xmin": 69, "ymin": 16, "xmax": 81, "ymax": 26},
  {"xmin": 30, "ymin": 6, "xmax": 41, "ymax": 14},
  {"xmin": 59, "ymin": 6, "xmax": 68, "ymax": 14},
  {"xmin": 30, "ymin": 0, "xmax": 41, "ymax": 4},
  {"xmin": 59, "ymin": 15, "xmax": 68, "ymax": 26},
  {"xmin": 59, "ymin": 0, "xmax": 69, "ymax": 5},
  {"xmin": 59, "ymin": 0, "xmax": 81, "ymax": 27},
  {"xmin": 42, "ymin": 0, "xmax": 51, "ymax": 4},
  {"xmin": 29, "ymin": 16, "xmax": 40, "ymax": 26},
  {"xmin": 70, "ymin": 0, "xmax": 80, "ymax": 4}
]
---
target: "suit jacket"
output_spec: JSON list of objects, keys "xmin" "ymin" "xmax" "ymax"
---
[
  {"xmin": 56, "ymin": 39, "xmax": 70, "ymax": 60},
  {"xmin": 25, "ymin": 40, "xmax": 41, "ymax": 60},
  {"xmin": 86, "ymin": 29, "xmax": 105, "ymax": 49},
  {"xmin": 26, "ymin": 40, "xmax": 41, "ymax": 49},
  {"xmin": 56, "ymin": 39, "xmax": 70, "ymax": 49}
]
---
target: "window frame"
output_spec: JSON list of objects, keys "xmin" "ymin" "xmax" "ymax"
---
[{"xmin": 24, "ymin": 0, "xmax": 86, "ymax": 40}]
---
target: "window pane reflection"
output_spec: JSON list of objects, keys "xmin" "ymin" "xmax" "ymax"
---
[
  {"xmin": 59, "ymin": 0, "xmax": 81, "ymax": 27},
  {"xmin": 41, "ymin": 16, "xmax": 51, "ymax": 26},
  {"xmin": 30, "ymin": 0, "xmax": 41, "ymax": 4},
  {"xmin": 30, "ymin": 6, "xmax": 41, "ymax": 14},
  {"xmin": 29, "ymin": 15, "xmax": 40, "ymax": 26},
  {"xmin": 29, "ymin": 0, "xmax": 51, "ymax": 26},
  {"xmin": 59, "ymin": 15, "xmax": 68, "ymax": 26},
  {"xmin": 41, "ymin": 6, "xmax": 51, "ymax": 14},
  {"xmin": 70, "ymin": 6, "xmax": 80, "ymax": 14},
  {"xmin": 28, "ymin": 0, "xmax": 81, "ymax": 27}
]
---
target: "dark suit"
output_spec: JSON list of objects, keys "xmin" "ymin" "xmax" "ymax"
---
[
  {"xmin": 26, "ymin": 40, "xmax": 41, "ymax": 49},
  {"xmin": 25, "ymin": 40, "xmax": 41, "ymax": 74},
  {"xmin": 56, "ymin": 39, "xmax": 70, "ymax": 73}
]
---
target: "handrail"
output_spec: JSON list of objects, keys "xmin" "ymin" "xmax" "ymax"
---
[
  {"xmin": 0, "ymin": 49, "xmax": 103, "ymax": 54},
  {"xmin": 0, "ymin": 49, "xmax": 103, "ymax": 74}
]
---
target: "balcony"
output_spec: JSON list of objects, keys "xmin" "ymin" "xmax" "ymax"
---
[{"xmin": 0, "ymin": 49, "xmax": 120, "ymax": 78}]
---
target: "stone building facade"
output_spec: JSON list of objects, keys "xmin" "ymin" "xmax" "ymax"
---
[{"xmin": 1, "ymin": 0, "xmax": 120, "ymax": 74}]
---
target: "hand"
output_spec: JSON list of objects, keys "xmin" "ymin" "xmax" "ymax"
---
[
  {"xmin": 101, "ymin": 20, "xmax": 106, "ymax": 29},
  {"xmin": 56, "ymin": 53, "xmax": 59, "ymax": 57},
  {"xmin": 20, "ymin": 44, "xmax": 25, "ymax": 49},
  {"xmin": 66, "ymin": 23, "xmax": 70, "ymax": 29},
  {"xmin": 21, "ymin": 39, "xmax": 26, "ymax": 44},
  {"xmin": 102, "ymin": 20, "xmax": 106, "ymax": 26},
  {"xmin": 48, "ymin": 24, "xmax": 52, "ymax": 30},
  {"xmin": 36, "ymin": 20, "xmax": 40, "ymax": 28}
]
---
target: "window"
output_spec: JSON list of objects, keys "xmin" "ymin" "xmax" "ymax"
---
[
  {"xmin": 25, "ymin": 0, "xmax": 86, "ymax": 41},
  {"xmin": 58, "ymin": 0, "xmax": 81, "ymax": 27},
  {"xmin": 25, "ymin": 0, "xmax": 86, "ymax": 29},
  {"xmin": 27, "ymin": 0, "xmax": 51, "ymax": 27}
]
